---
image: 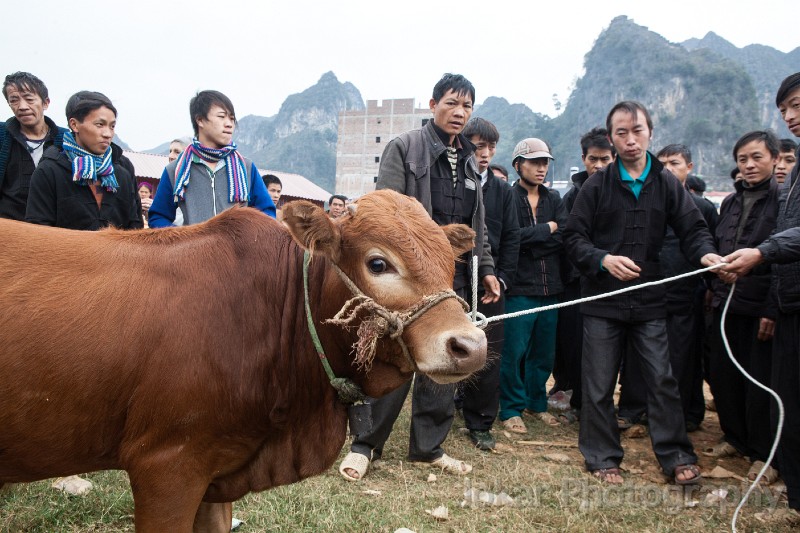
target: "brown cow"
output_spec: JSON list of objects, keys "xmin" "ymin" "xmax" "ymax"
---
[{"xmin": 0, "ymin": 189, "xmax": 487, "ymax": 532}]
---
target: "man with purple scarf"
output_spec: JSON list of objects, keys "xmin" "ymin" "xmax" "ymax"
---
[{"xmin": 148, "ymin": 90, "xmax": 274, "ymax": 227}]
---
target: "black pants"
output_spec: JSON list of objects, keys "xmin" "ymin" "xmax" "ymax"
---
[
  {"xmin": 618, "ymin": 308, "xmax": 705, "ymax": 427},
  {"xmin": 580, "ymin": 315, "xmax": 696, "ymax": 474},
  {"xmin": 772, "ymin": 311, "xmax": 800, "ymax": 511},
  {"xmin": 458, "ymin": 292, "xmax": 504, "ymax": 431},
  {"xmin": 707, "ymin": 310, "xmax": 774, "ymax": 462},
  {"xmin": 553, "ymin": 279, "xmax": 583, "ymax": 409}
]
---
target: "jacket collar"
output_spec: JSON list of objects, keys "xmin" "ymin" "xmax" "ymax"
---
[
  {"xmin": 5, "ymin": 115, "xmax": 62, "ymax": 145},
  {"xmin": 735, "ymin": 175, "xmax": 776, "ymax": 194}
]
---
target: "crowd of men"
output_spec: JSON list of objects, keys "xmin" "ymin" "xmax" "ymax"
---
[{"xmin": 3, "ymin": 69, "xmax": 800, "ymax": 518}]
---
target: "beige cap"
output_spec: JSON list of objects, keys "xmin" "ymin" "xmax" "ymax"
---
[{"xmin": 512, "ymin": 138, "xmax": 554, "ymax": 162}]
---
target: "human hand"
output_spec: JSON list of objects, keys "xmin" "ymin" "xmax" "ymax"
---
[
  {"xmin": 722, "ymin": 248, "xmax": 763, "ymax": 276},
  {"xmin": 481, "ymin": 275, "xmax": 501, "ymax": 304},
  {"xmin": 601, "ymin": 255, "xmax": 641, "ymax": 281},
  {"xmin": 758, "ymin": 317, "xmax": 775, "ymax": 341}
]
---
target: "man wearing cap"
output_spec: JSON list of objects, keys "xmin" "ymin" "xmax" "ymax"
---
[
  {"xmin": 339, "ymin": 73, "xmax": 500, "ymax": 481},
  {"xmin": 498, "ymin": 138, "xmax": 566, "ymax": 433},
  {"xmin": 564, "ymin": 101, "xmax": 722, "ymax": 485},
  {"xmin": 723, "ymin": 72, "xmax": 800, "ymax": 513}
]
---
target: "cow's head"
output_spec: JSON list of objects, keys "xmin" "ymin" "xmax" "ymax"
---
[{"xmin": 283, "ymin": 190, "xmax": 487, "ymax": 391}]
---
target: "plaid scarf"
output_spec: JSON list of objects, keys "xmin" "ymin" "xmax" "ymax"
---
[
  {"xmin": 62, "ymin": 131, "xmax": 118, "ymax": 192},
  {"xmin": 172, "ymin": 138, "xmax": 249, "ymax": 204}
]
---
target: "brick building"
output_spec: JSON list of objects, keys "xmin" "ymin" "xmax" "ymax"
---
[{"xmin": 335, "ymin": 98, "xmax": 432, "ymax": 199}]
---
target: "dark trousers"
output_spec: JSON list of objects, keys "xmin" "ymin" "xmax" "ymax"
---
[
  {"xmin": 459, "ymin": 292, "xmax": 504, "ymax": 431},
  {"xmin": 349, "ymin": 287, "xmax": 468, "ymax": 462},
  {"xmin": 772, "ymin": 311, "xmax": 800, "ymax": 511},
  {"xmin": 618, "ymin": 308, "xmax": 705, "ymax": 426},
  {"xmin": 707, "ymin": 311, "xmax": 773, "ymax": 462},
  {"xmin": 580, "ymin": 315, "xmax": 697, "ymax": 474},
  {"xmin": 553, "ymin": 279, "xmax": 583, "ymax": 409}
]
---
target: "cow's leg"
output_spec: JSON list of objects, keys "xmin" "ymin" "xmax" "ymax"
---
[
  {"xmin": 128, "ymin": 470, "xmax": 211, "ymax": 533},
  {"xmin": 193, "ymin": 502, "xmax": 233, "ymax": 533}
]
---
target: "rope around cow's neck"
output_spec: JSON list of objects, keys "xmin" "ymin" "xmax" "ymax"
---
[
  {"xmin": 466, "ymin": 256, "xmax": 785, "ymax": 532},
  {"xmin": 303, "ymin": 250, "xmax": 468, "ymax": 404}
]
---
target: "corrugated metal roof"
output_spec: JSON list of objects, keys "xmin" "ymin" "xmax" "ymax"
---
[
  {"xmin": 258, "ymin": 169, "xmax": 331, "ymax": 203},
  {"xmin": 123, "ymin": 150, "xmax": 169, "ymax": 180},
  {"xmin": 122, "ymin": 151, "xmax": 332, "ymax": 203}
]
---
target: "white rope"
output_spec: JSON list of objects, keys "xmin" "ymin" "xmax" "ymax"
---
[
  {"xmin": 470, "ymin": 262, "xmax": 727, "ymax": 328},
  {"xmin": 471, "ymin": 255, "xmax": 478, "ymax": 322},
  {"xmin": 723, "ymin": 282, "xmax": 785, "ymax": 533}
]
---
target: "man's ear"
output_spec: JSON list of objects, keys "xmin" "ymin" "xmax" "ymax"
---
[
  {"xmin": 440, "ymin": 223, "xmax": 475, "ymax": 257},
  {"xmin": 282, "ymin": 200, "xmax": 341, "ymax": 262}
]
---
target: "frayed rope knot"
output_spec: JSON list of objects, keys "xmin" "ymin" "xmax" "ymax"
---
[{"xmin": 330, "ymin": 377, "xmax": 366, "ymax": 404}]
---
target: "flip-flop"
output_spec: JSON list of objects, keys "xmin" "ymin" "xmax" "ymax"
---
[
  {"xmin": 673, "ymin": 464, "xmax": 702, "ymax": 485},
  {"xmin": 592, "ymin": 467, "xmax": 623, "ymax": 484},
  {"xmin": 339, "ymin": 452, "xmax": 370, "ymax": 482},
  {"xmin": 748, "ymin": 460, "xmax": 779, "ymax": 484},
  {"xmin": 428, "ymin": 453, "xmax": 472, "ymax": 475},
  {"xmin": 502, "ymin": 416, "xmax": 527, "ymax": 434}
]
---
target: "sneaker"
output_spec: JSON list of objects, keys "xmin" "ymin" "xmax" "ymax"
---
[{"xmin": 468, "ymin": 429, "xmax": 496, "ymax": 451}]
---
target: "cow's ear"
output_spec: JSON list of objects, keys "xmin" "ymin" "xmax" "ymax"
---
[
  {"xmin": 440, "ymin": 223, "xmax": 475, "ymax": 257},
  {"xmin": 283, "ymin": 201, "xmax": 341, "ymax": 261}
]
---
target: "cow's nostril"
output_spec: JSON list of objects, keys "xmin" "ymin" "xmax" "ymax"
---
[{"xmin": 446, "ymin": 336, "xmax": 472, "ymax": 360}]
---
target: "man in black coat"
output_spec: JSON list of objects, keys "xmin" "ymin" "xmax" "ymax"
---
[{"xmin": 564, "ymin": 101, "xmax": 722, "ymax": 485}]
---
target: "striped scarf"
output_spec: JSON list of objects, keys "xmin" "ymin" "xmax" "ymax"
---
[
  {"xmin": 172, "ymin": 138, "xmax": 249, "ymax": 204},
  {"xmin": 62, "ymin": 131, "xmax": 118, "ymax": 192}
]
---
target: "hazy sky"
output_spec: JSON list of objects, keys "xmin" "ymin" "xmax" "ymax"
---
[{"xmin": 2, "ymin": 0, "xmax": 796, "ymax": 151}]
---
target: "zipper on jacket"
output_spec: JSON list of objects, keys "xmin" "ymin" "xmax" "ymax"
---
[{"xmin": 207, "ymin": 166, "xmax": 217, "ymax": 216}]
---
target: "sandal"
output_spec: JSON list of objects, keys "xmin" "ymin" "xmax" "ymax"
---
[
  {"xmin": 702, "ymin": 441, "xmax": 740, "ymax": 458},
  {"xmin": 556, "ymin": 408, "xmax": 579, "ymax": 425},
  {"xmin": 429, "ymin": 453, "xmax": 472, "ymax": 475},
  {"xmin": 673, "ymin": 464, "xmax": 702, "ymax": 485},
  {"xmin": 748, "ymin": 460, "xmax": 779, "ymax": 484},
  {"xmin": 502, "ymin": 416, "xmax": 527, "ymax": 434},
  {"xmin": 617, "ymin": 417, "xmax": 634, "ymax": 430},
  {"xmin": 339, "ymin": 452, "xmax": 370, "ymax": 482},
  {"xmin": 534, "ymin": 411, "xmax": 560, "ymax": 427},
  {"xmin": 591, "ymin": 467, "xmax": 623, "ymax": 484}
]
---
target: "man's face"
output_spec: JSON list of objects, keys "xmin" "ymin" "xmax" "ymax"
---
[
  {"xmin": 609, "ymin": 109, "xmax": 651, "ymax": 166},
  {"xmin": 69, "ymin": 106, "xmax": 116, "ymax": 156},
  {"xmin": 658, "ymin": 153, "xmax": 694, "ymax": 184},
  {"xmin": 469, "ymin": 135, "xmax": 496, "ymax": 173},
  {"xmin": 775, "ymin": 150, "xmax": 797, "ymax": 185},
  {"xmin": 429, "ymin": 89, "xmax": 473, "ymax": 143},
  {"xmin": 492, "ymin": 168, "xmax": 508, "ymax": 182},
  {"xmin": 778, "ymin": 88, "xmax": 800, "ymax": 137},
  {"xmin": 267, "ymin": 183, "xmax": 282, "ymax": 204},
  {"xmin": 5, "ymin": 84, "xmax": 49, "ymax": 132},
  {"xmin": 329, "ymin": 199, "xmax": 346, "ymax": 218},
  {"xmin": 516, "ymin": 158, "xmax": 549, "ymax": 187},
  {"xmin": 582, "ymin": 147, "xmax": 614, "ymax": 176},
  {"xmin": 736, "ymin": 140, "xmax": 777, "ymax": 186},
  {"xmin": 197, "ymin": 104, "xmax": 234, "ymax": 149},
  {"xmin": 168, "ymin": 141, "xmax": 184, "ymax": 163}
]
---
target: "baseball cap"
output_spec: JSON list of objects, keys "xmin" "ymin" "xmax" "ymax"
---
[{"xmin": 512, "ymin": 138, "xmax": 554, "ymax": 162}]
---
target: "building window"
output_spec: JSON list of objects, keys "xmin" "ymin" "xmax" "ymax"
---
[
  {"xmin": 373, "ymin": 176, "xmax": 378, "ymax": 183},
  {"xmin": 375, "ymin": 156, "xmax": 380, "ymax": 163},
  {"xmin": 375, "ymin": 136, "xmax": 381, "ymax": 143},
  {"xmin": 421, "ymin": 119, "xmax": 429, "ymax": 126},
  {"xmin": 377, "ymin": 118, "xmax": 381, "ymax": 124}
]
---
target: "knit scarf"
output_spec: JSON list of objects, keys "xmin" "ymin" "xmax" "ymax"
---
[
  {"xmin": 62, "ymin": 131, "xmax": 118, "ymax": 193},
  {"xmin": 172, "ymin": 138, "xmax": 249, "ymax": 204}
]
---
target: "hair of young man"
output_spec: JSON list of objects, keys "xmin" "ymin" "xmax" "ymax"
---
[
  {"xmin": 579, "ymin": 127, "xmax": 614, "ymax": 156},
  {"xmin": 780, "ymin": 138, "xmax": 798, "ymax": 153},
  {"xmin": 189, "ymin": 90, "xmax": 236, "ymax": 136},
  {"xmin": 489, "ymin": 164, "xmax": 508, "ymax": 178},
  {"xmin": 605, "ymin": 101, "xmax": 653, "ymax": 134},
  {"xmin": 263, "ymin": 174, "xmax": 282, "ymax": 187},
  {"xmin": 732, "ymin": 130, "xmax": 780, "ymax": 160},
  {"xmin": 776, "ymin": 72, "xmax": 800, "ymax": 107},
  {"xmin": 657, "ymin": 144, "xmax": 693, "ymax": 164},
  {"xmin": 463, "ymin": 117, "xmax": 499, "ymax": 143},
  {"xmin": 2, "ymin": 71, "xmax": 48, "ymax": 102},
  {"xmin": 730, "ymin": 168, "xmax": 740, "ymax": 181},
  {"xmin": 329, "ymin": 194, "xmax": 347, "ymax": 205},
  {"xmin": 65, "ymin": 91, "xmax": 117, "ymax": 123},
  {"xmin": 432, "ymin": 73, "xmax": 475, "ymax": 105}
]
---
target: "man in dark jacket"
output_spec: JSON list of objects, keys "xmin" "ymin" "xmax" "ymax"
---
[
  {"xmin": 1, "ymin": 72, "xmax": 67, "ymax": 221},
  {"xmin": 26, "ymin": 91, "xmax": 142, "ymax": 231},
  {"xmin": 457, "ymin": 118, "xmax": 519, "ymax": 450},
  {"xmin": 552, "ymin": 128, "xmax": 615, "ymax": 417},
  {"xmin": 339, "ymin": 74, "xmax": 499, "ymax": 481},
  {"xmin": 564, "ymin": 101, "xmax": 722, "ymax": 485},
  {"xmin": 498, "ymin": 138, "xmax": 567, "ymax": 433},
  {"xmin": 724, "ymin": 72, "xmax": 800, "ymax": 512}
]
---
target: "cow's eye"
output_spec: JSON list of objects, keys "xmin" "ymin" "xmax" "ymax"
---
[{"xmin": 367, "ymin": 258, "xmax": 389, "ymax": 274}]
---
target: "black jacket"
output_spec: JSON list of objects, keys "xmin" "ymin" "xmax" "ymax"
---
[
  {"xmin": 0, "ymin": 116, "xmax": 66, "ymax": 220},
  {"xmin": 482, "ymin": 173, "xmax": 520, "ymax": 292},
  {"xmin": 560, "ymin": 170, "xmax": 591, "ymax": 284},
  {"xmin": 564, "ymin": 155, "xmax": 716, "ymax": 321},
  {"xmin": 710, "ymin": 177, "xmax": 779, "ymax": 318},
  {"xmin": 25, "ymin": 144, "xmax": 143, "ymax": 231},
  {"xmin": 509, "ymin": 181, "xmax": 566, "ymax": 297}
]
